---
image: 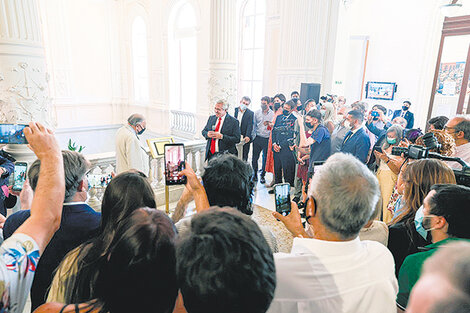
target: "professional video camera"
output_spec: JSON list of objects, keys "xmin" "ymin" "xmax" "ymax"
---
[{"xmin": 391, "ymin": 132, "xmax": 470, "ymax": 187}]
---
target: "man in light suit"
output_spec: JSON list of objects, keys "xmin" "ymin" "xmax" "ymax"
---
[
  {"xmin": 234, "ymin": 96, "xmax": 255, "ymax": 161},
  {"xmin": 202, "ymin": 100, "xmax": 241, "ymax": 161},
  {"xmin": 115, "ymin": 113, "xmax": 149, "ymax": 175},
  {"xmin": 392, "ymin": 100, "xmax": 414, "ymax": 129},
  {"xmin": 340, "ymin": 110, "xmax": 371, "ymax": 163}
]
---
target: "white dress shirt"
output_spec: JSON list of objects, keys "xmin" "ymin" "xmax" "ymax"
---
[
  {"xmin": 215, "ymin": 113, "xmax": 226, "ymax": 152},
  {"xmin": 268, "ymin": 237, "xmax": 398, "ymax": 313}
]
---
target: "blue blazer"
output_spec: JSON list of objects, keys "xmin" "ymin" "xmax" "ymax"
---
[
  {"xmin": 392, "ymin": 110, "xmax": 414, "ymax": 129},
  {"xmin": 340, "ymin": 127, "xmax": 371, "ymax": 163}
]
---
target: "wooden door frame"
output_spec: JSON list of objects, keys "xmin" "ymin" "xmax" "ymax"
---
[{"xmin": 427, "ymin": 15, "xmax": 470, "ymax": 122}]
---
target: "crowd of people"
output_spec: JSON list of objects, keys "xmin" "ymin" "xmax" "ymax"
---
[{"xmin": 0, "ymin": 90, "xmax": 468, "ymax": 313}]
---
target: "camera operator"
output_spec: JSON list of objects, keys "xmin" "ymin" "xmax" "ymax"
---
[{"xmin": 270, "ymin": 100, "xmax": 297, "ymax": 190}]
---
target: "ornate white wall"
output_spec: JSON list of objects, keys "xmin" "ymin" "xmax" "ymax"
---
[{"xmin": 0, "ymin": 0, "xmax": 52, "ymax": 127}]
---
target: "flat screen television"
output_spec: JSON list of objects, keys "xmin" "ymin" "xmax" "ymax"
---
[{"xmin": 365, "ymin": 82, "xmax": 396, "ymax": 101}]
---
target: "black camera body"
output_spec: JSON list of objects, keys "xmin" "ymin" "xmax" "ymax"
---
[
  {"xmin": 391, "ymin": 132, "xmax": 470, "ymax": 187},
  {"xmin": 391, "ymin": 145, "xmax": 429, "ymax": 159}
]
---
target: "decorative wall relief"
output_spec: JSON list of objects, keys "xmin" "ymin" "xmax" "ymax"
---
[
  {"xmin": 208, "ymin": 71, "xmax": 237, "ymax": 109},
  {"xmin": 0, "ymin": 62, "xmax": 54, "ymax": 127}
]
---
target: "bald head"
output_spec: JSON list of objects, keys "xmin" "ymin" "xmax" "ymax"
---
[{"xmin": 446, "ymin": 116, "xmax": 470, "ymax": 145}]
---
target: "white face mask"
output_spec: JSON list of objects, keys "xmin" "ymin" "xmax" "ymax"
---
[{"xmin": 343, "ymin": 120, "xmax": 351, "ymax": 129}]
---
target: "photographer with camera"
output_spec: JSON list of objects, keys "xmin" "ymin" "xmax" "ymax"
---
[{"xmin": 366, "ymin": 104, "xmax": 391, "ymax": 138}]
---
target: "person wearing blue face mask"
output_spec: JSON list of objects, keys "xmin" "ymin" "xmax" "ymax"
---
[
  {"xmin": 373, "ymin": 125, "xmax": 404, "ymax": 223},
  {"xmin": 115, "ymin": 113, "xmax": 150, "ymax": 175},
  {"xmin": 396, "ymin": 184, "xmax": 470, "ymax": 311},
  {"xmin": 387, "ymin": 159, "xmax": 456, "ymax": 277}
]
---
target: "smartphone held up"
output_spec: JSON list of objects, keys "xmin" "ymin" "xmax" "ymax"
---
[
  {"xmin": 274, "ymin": 183, "xmax": 291, "ymax": 216},
  {"xmin": 0, "ymin": 124, "xmax": 28, "ymax": 144},
  {"xmin": 164, "ymin": 143, "xmax": 186, "ymax": 185},
  {"xmin": 13, "ymin": 162, "xmax": 28, "ymax": 192}
]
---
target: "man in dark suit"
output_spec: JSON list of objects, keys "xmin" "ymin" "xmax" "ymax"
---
[
  {"xmin": 3, "ymin": 150, "xmax": 101, "ymax": 311},
  {"xmin": 392, "ymin": 100, "xmax": 414, "ymax": 129},
  {"xmin": 234, "ymin": 96, "xmax": 255, "ymax": 161},
  {"xmin": 272, "ymin": 100, "xmax": 297, "ymax": 188},
  {"xmin": 202, "ymin": 100, "xmax": 241, "ymax": 160},
  {"xmin": 340, "ymin": 110, "xmax": 371, "ymax": 163},
  {"xmin": 0, "ymin": 150, "xmax": 15, "ymax": 216}
]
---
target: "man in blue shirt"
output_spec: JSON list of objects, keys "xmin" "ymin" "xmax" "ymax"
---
[
  {"xmin": 3, "ymin": 150, "xmax": 101, "ymax": 311},
  {"xmin": 341, "ymin": 110, "xmax": 371, "ymax": 163}
]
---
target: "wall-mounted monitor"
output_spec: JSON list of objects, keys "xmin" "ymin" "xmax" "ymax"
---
[{"xmin": 365, "ymin": 82, "xmax": 397, "ymax": 101}]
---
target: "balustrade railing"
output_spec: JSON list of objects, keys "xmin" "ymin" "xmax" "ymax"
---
[
  {"xmin": 170, "ymin": 110, "xmax": 196, "ymax": 137},
  {"xmin": 86, "ymin": 139, "xmax": 206, "ymax": 210}
]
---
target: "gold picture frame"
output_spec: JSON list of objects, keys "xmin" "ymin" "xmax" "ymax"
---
[{"xmin": 146, "ymin": 137, "xmax": 174, "ymax": 158}]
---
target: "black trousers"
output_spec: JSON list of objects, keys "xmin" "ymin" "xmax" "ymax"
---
[
  {"xmin": 251, "ymin": 136, "xmax": 269, "ymax": 177},
  {"xmin": 273, "ymin": 146, "xmax": 296, "ymax": 186},
  {"xmin": 242, "ymin": 142, "xmax": 251, "ymax": 162}
]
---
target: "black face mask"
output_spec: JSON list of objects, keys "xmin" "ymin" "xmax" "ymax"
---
[
  {"xmin": 402, "ymin": 105, "xmax": 409, "ymax": 111},
  {"xmin": 283, "ymin": 109, "xmax": 290, "ymax": 116},
  {"xmin": 373, "ymin": 117, "xmax": 379, "ymax": 121},
  {"xmin": 274, "ymin": 103, "xmax": 281, "ymax": 111},
  {"xmin": 137, "ymin": 127, "xmax": 146, "ymax": 135},
  {"xmin": 261, "ymin": 104, "xmax": 268, "ymax": 111},
  {"xmin": 306, "ymin": 122, "xmax": 314, "ymax": 129}
]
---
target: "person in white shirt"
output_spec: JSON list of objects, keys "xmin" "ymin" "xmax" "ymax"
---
[
  {"xmin": 445, "ymin": 116, "xmax": 470, "ymax": 167},
  {"xmin": 270, "ymin": 152, "xmax": 398, "ymax": 313},
  {"xmin": 115, "ymin": 114, "xmax": 149, "ymax": 175}
]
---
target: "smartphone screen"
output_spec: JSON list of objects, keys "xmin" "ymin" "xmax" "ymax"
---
[
  {"xmin": 87, "ymin": 174, "xmax": 112, "ymax": 189},
  {"xmin": 374, "ymin": 146, "xmax": 383, "ymax": 153},
  {"xmin": 164, "ymin": 144, "xmax": 186, "ymax": 185},
  {"xmin": 0, "ymin": 124, "xmax": 28, "ymax": 144},
  {"xmin": 13, "ymin": 162, "xmax": 28, "ymax": 191},
  {"xmin": 274, "ymin": 183, "xmax": 291, "ymax": 215}
]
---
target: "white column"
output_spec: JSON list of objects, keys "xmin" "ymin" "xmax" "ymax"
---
[
  {"xmin": 208, "ymin": 0, "xmax": 237, "ymax": 109},
  {"xmin": 0, "ymin": 0, "xmax": 53, "ymax": 161},
  {"xmin": 275, "ymin": 0, "xmax": 340, "ymax": 94}
]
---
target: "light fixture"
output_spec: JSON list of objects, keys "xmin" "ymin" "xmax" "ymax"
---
[{"xmin": 440, "ymin": 1, "xmax": 463, "ymax": 17}]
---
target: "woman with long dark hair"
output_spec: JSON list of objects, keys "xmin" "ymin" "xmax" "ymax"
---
[
  {"xmin": 387, "ymin": 159, "xmax": 456, "ymax": 275},
  {"xmin": 36, "ymin": 208, "xmax": 178, "ymax": 313},
  {"xmin": 47, "ymin": 171, "xmax": 157, "ymax": 303}
]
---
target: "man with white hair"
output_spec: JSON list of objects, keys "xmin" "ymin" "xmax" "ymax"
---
[
  {"xmin": 202, "ymin": 100, "xmax": 241, "ymax": 160},
  {"xmin": 270, "ymin": 153, "xmax": 398, "ymax": 313},
  {"xmin": 115, "ymin": 113, "xmax": 149, "ymax": 175}
]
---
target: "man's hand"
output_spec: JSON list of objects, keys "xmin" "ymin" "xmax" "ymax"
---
[
  {"xmin": 24, "ymin": 123, "xmax": 61, "ymax": 161},
  {"xmin": 0, "ymin": 167, "xmax": 4, "ymax": 176},
  {"xmin": 7, "ymin": 180, "xmax": 34, "ymax": 209},
  {"xmin": 16, "ymin": 122, "xmax": 65, "ymax": 253},
  {"xmin": 273, "ymin": 144, "xmax": 281, "ymax": 152},
  {"xmin": 243, "ymin": 137, "xmax": 250, "ymax": 144},
  {"xmin": 180, "ymin": 163, "xmax": 209, "ymax": 213},
  {"xmin": 207, "ymin": 131, "xmax": 215, "ymax": 138},
  {"xmin": 297, "ymin": 156, "xmax": 305, "ymax": 165},
  {"xmin": 272, "ymin": 201, "xmax": 310, "ymax": 238},
  {"xmin": 214, "ymin": 132, "xmax": 223, "ymax": 140}
]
